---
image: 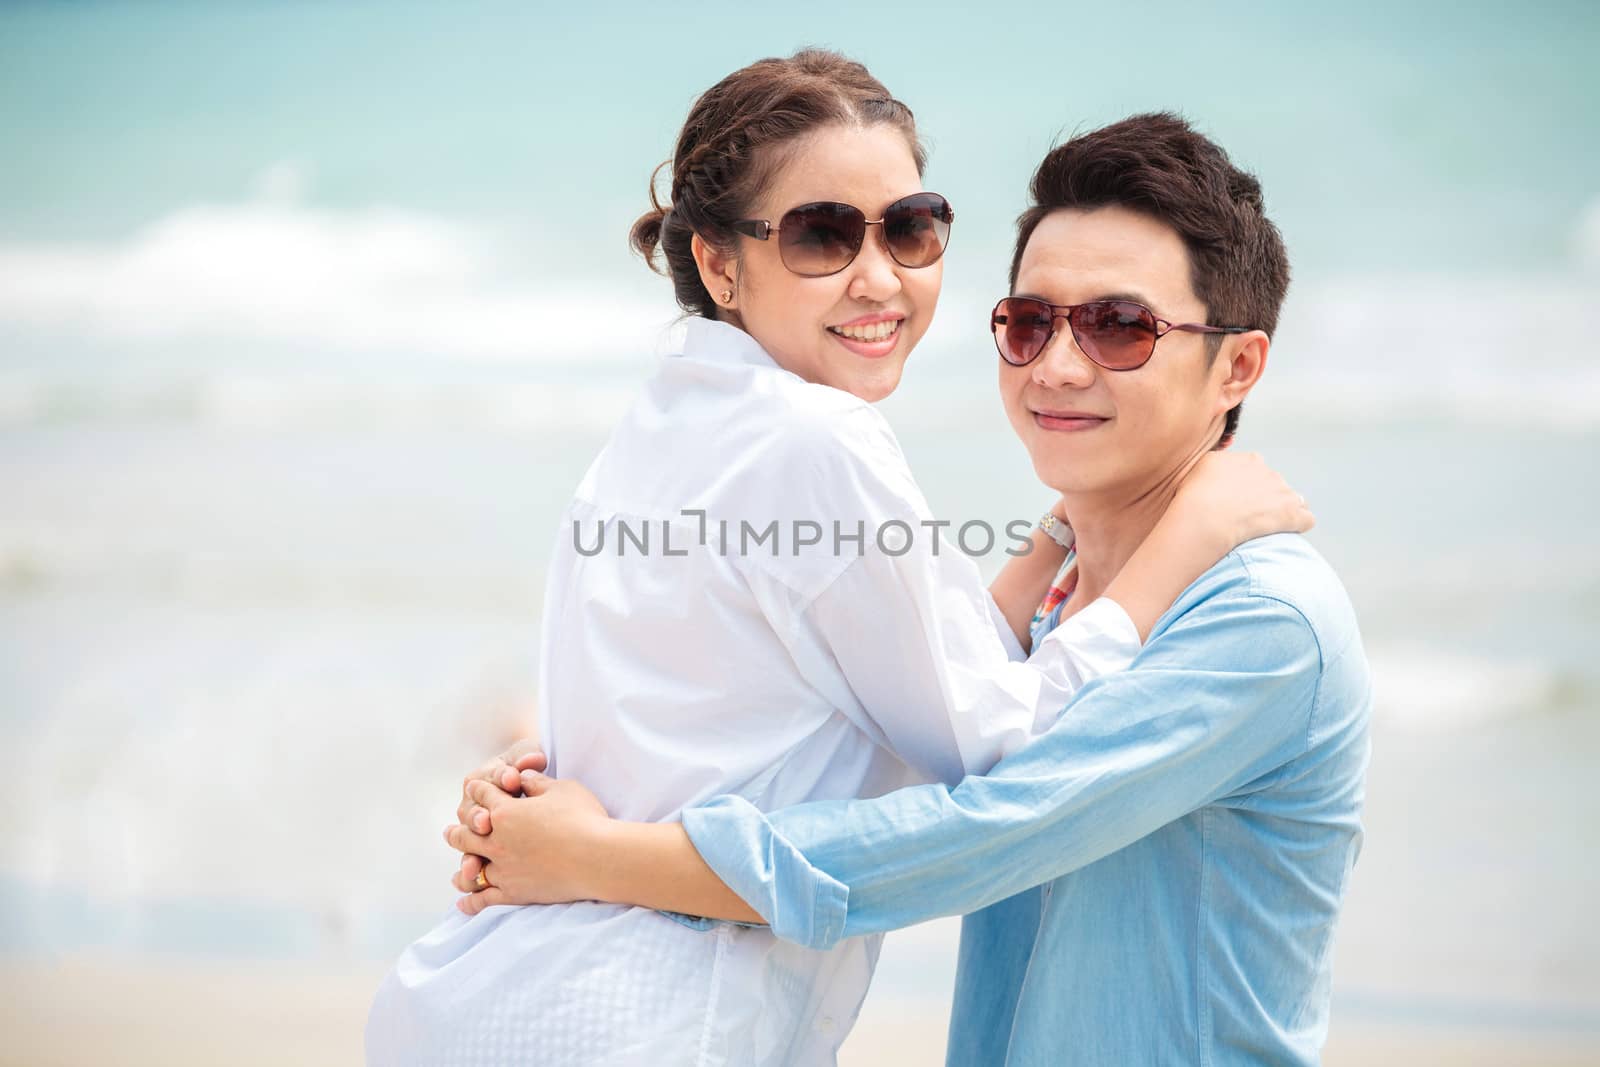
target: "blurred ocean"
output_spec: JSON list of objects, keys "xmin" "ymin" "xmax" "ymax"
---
[{"xmin": 1, "ymin": 0, "xmax": 1597, "ymax": 1056}]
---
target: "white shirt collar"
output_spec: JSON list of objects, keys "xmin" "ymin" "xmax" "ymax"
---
[{"xmin": 680, "ymin": 317, "xmax": 781, "ymax": 371}]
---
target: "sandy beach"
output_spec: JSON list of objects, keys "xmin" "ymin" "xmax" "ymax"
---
[{"xmin": 3, "ymin": 954, "xmax": 1595, "ymax": 1066}]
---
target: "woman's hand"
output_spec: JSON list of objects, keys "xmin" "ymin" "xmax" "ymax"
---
[
  {"xmin": 1102, "ymin": 452, "xmax": 1313, "ymax": 641},
  {"xmin": 443, "ymin": 771, "xmax": 615, "ymax": 915},
  {"xmin": 457, "ymin": 737, "xmax": 547, "ymax": 835},
  {"xmin": 1173, "ymin": 451, "xmax": 1313, "ymax": 556}
]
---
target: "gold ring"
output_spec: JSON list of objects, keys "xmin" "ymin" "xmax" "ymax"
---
[{"xmin": 474, "ymin": 867, "xmax": 490, "ymax": 890}]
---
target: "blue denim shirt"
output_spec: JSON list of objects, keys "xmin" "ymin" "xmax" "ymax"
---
[{"xmin": 681, "ymin": 534, "xmax": 1372, "ymax": 1065}]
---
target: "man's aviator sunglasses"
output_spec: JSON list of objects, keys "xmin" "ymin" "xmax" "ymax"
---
[
  {"xmin": 992, "ymin": 296, "xmax": 1250, "ymax": 371},
  {"xmin": 732, "ymin": 192, "xmax": 954, "ymax": 277}
]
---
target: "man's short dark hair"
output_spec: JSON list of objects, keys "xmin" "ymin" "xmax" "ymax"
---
[{"xmin": 1009, "ymin": 113, "xmax": 1290, "ymax": 445}]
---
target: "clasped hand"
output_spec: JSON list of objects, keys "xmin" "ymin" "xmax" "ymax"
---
[{"xmin": 443, "ymin": 739, "xmax": 613, "ymax": 916}]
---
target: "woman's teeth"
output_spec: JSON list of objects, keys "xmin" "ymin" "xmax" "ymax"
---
[{"xmin": 830, "ymin": 320, "xmax": 900, "ymax": 342}]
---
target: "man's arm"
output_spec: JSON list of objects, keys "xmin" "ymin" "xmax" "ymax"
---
[
  {"xmin": 506, "ymin": 572, "xmax": 1325, "ymax": 939},
  {"xmin": 686, "ymin": 581, "xmax": 1325, "ymax": 949},
  {"xmin": 458, "ymin": 563, "xmax": 1328, "ymax": 935}
]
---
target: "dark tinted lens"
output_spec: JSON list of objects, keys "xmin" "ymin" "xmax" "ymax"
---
[
  {"xmin": 882, "ymin": 193, "xmax": 952, "ymax": 269},
  {"xmin": 1073, "ymin": 300, "xmax": 1158, "ymax": 369},
  {"xmin": 993, "ymin": 298, "xmax": 1054, "ymax": 366},
  {"xmin": 778, "ymin": 202, "xmax": 866, "ymax": 276}
]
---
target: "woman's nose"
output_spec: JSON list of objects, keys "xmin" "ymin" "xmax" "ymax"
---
[{"xmin": 845, "ymin": 226, "xmax": 904, "ymax": 303}]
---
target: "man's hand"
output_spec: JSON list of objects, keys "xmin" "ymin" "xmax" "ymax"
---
[
  {"xmin": 443, "ymin": 771, "xmax": 615, "ymax": 915},
  {"xmin": 457, "ymin": 737, "xmax": 547, "ymax": 835}
]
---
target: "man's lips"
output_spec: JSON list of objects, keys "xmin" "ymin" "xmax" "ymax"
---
[{"xmin": 1032, "ymin": 408, "xmax": 1110, "ymax": 432}]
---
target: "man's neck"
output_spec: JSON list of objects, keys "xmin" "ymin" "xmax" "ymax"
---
[{"xmin": 1062, "ymin": 442, "xmax": 1212, "ymax": 604}]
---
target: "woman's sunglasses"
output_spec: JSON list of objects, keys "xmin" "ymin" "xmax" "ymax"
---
[
  {"xmin": 732, "ymin": 192, "xmax": 954, "ymax": 277},
  {"xmin": 991, "ymin": 296, "xmax": 1249, "ymax": 371}
]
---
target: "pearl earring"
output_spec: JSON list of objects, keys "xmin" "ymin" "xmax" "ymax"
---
[{"xmin": 720, "ymin": 289, "xmax": 734, "ymax": 303}]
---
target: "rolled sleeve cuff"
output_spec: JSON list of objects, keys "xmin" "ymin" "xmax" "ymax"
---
[
  {"xmin": 985, "ymin": 589, "xmax": 1028, "ymax": 662},
  {"xmin": 659, "ymin": 909, "xmax": 718, "ymax": 932},
  {"xmin": 1040, "ymin": 595, "xmax": 1141, "ymax": 656},
  {"xmin": 682, "ymin": 794, "xmax": 850, "ymax": 950}
]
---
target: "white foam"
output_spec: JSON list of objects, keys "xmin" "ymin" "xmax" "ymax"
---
[
  {"xmin": 3, "ymin": 267, "xmax": 1599, "ymax": 432},
  {"xmin": 897, "ymin": 273, "xmax": 1600, "ymax": 433},
  {"xmin": 5, "ymin": 610, "xmax": 540, "ymax": 926},
  {"xmin": 0, "ymin": 182, "xmax": 674, "ymax": 363},
  {"xmin": 1256, "ymin": 273, "xmax": 1600, "ymax": 431},
  {"xmin": 1576, "ymin": 193, "xmax": 1600, "ymax": 272},
  {"xmin": 0, "ymin": 520, "xmax": 542, "ymax": 612},
  {"xmin": 1366, "ymin": 644, "xmax": 1564, "ymax": 732},
  {"xmin": 0, "ymin": 371, "xmax": 642, "ymax": 433}
]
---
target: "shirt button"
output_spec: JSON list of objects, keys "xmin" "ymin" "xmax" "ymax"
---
[{"xmin": 817, "ymin": 1016, "xmax": 836, "ymax": 1035}]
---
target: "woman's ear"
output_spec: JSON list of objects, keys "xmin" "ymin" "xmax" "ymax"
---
[{"xmin": 691, "ymin": 232, "xmax": 739, "ymax": 311}]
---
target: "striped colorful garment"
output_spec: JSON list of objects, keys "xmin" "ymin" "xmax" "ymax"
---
[{"xmin": 1027, "ymin": 550, "xmax": 1081, "ymax": 648}]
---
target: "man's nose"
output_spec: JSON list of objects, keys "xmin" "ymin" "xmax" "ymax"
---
[{"xmin": 1032, "ymin": 320, "xmax": 1097, "ymax": 389}]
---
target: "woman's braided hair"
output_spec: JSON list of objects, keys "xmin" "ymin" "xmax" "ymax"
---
[{"xmin": 629, "ymin": 49, "xmax": 926, "ymax": 319}]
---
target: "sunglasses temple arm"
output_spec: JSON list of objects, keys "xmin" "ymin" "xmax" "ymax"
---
[
  {"xmin": 1162, "ymin": 322, "xmax": 1251, "ymax": 337},
  {"xmin": 730, "ymin": 220, "xmax": 772, "ymax": 241}
]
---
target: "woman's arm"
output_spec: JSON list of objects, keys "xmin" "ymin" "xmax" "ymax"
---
[
  {"xmin": 806, "ymin": 449, "xmax": 1310, "ymax": 783},
  {"xmin": 987, "ymin": 500, "xmax": 1071, "ymax": 651},
  {"xmin": 1102, "ymin": 451, "xmax": 1314, "ymax": 642},
  {"xmin": 989, "ymin": 452, "xmax": 1312, "ymax": 651},
  {"xmin": 448, "ymin": 774, "xmax": 761, "ymax": 923},
  {"xmin": 593, "ymin": 821, "xmax": 761, "ymax": 923}
]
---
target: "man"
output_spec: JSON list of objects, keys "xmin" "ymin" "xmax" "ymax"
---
[{"xmin": 450, "ymin": 113, "xmax": 1371, "ymax": 1065}]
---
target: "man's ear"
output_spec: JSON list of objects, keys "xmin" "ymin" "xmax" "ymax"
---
[
  {"xmin": 1215, "ymin": 330, "xmax": 1269, "ymax": 418},
  {"xmin": 691, "ymin": 232, "xmax": 738, "ymax": 311}
]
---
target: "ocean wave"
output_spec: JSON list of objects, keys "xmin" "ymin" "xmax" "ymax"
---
[
  {"xmin": 3, "ymin": 360, "xmax": 1599, "ymax": 435},
  {"xmin": 1255, "ymin": 273, "xmax": 1600, "ymax": 431},
  {"xmin": 0, "ymin": 372, "xmax": 641, "ymax": 433},
  {"xmin": 0, "ymin": 187, "xmax": 674, "ymax": 363},
  {"xmin": 1366, "ymin": 643, "xmax": 1576, "ymax": 732},
  {"xmin": 1, "ymin": 620, "xmax": 540, "ymax": 929},
  {"xmin": 0, "ymin": 524, "xmax": 541, "ymax": 612},
  {"xmin": 4, "ymin": 271, "xmax": 1598, "ymax": 433},
  {"xmin": 909, "ymin": 273, "xmax": 1600, "ymax": 432},
  {"xmin": 1577, "ymin": 193, "xmax": 1600, "ymax": 272}
]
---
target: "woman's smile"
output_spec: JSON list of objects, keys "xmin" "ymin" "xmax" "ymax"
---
[{"xmin": 826, "ymin": 312, "xmax": 905, "ymax": 358}]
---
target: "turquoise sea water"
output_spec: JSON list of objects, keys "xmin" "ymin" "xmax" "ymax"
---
[{"xmin": 1, "ymin": 0, "xmax": 1597, "ymax": 1047}]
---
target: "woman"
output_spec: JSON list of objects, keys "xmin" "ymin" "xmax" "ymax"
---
[{"xmin": 367, "ymin": 49, "xmax": 1308, "ymax": 1065}]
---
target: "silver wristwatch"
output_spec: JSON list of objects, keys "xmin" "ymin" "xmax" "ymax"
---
[{"xmin": 1037, "ymin": 512, "xmax": 1075, "ymax": 551}]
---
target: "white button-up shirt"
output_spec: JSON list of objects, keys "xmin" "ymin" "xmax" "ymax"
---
[{"xmin": 366, "ymin": 318, "xmax": 1139, "ymax": 1066}]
